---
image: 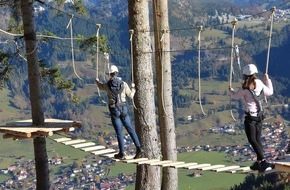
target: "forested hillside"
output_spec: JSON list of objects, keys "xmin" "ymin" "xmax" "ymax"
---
[{"xmin": 0, "ymin": 0, "xmax": 290, "ymax": 142}]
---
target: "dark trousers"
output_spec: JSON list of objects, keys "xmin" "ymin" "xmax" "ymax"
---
[{"xmin": 244, "ymin": 116, "xmax": 264, "ymax": 161}]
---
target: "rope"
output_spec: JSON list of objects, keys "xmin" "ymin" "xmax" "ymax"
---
[
  {"xmin": 266, "ymin": 7, "xmax": 276, "ymax": 74},
  {"xmin": 234, "ymin": 45, "xmax": 241, "ymax": 71},
  {"xmin": 264, "ymin": 7, "xmax": 276, "ymax": 106},
  {"xmin": 197, "ymin": 26, "xmax": 206, "ymax": 116},
  {"xmin": 160, "ymin": 29, "xmax": 169, "ymax": 117},
  {"xmin": 95, "ymin": 24, "xmax": 102, "ymax": 96},
  {"xmin": 229, "ymin": 19, "xmax": 238, "ymax": 122},
  {"xmin": 66, "ymin": 14, "xmax": 83, "ymax": 81},
  {"xmin": 264, "ymin": 7, "xmax": 276, "ymax": 107},
  {"xmin": 129, "ymin": 29, "xmax": 137, "ymax": 110},
  {"xmin": 104, "ymin": 52, "xmax": 110, "ymax": 80}
]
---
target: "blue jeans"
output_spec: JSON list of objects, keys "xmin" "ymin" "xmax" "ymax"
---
[{"xmin": 109, "ymin": 106, "xmax": 141, "ymax": 154}]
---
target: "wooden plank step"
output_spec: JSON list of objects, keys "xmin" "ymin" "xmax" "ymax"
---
[
  {"xmin": 162, "ymin": 161, "xmax": 185, "ymax": 167},
  {"xmin": 71, "ymin": 142, "xmax": 95, "ymax": 148},
  {"xmin": 92, "ymin": 149, "xmax": 116, "ymax": 155},
  {"xmin": 227, "ymin": 166, "xmax": 251, "ymax": 173},
  {"xmin": 54, "ymin": 137, "xmax": 71, "ymax": 142},
  {"xmin": 245, "ymin": 168, "xmax": 276, "ymax": 175},
  {"xmin": 81, "ymin": 145, "xmax": 106, "ymax": 152},
  {"xmin": 149, "ymin": 160, "xmax": 172, "ymax": 166},
  {"xmin": 214, "ymin": 165, "xmax": 240, "ymax": 172},
  {"xmin": 187, "ymin": 164, "xmax": 211, "ymax": 170},
  {"xmin": 174, "ymin": 162, "xmax": 198, "ymax": 169},
  {"xmin": 137, "ymin": 159, "xmax": 160, "ymax": 165},
  {"xmin": 63, "ymin": 139, "xmax": 86, "ymax": 145},
  {"xmin": 102, "ymin": 153, "xmax": 115, "ymax": 158},
  {"xmin": 201, "ymin": 165, "xmax": 225, "ymax": 171},
  {"xmin": 123, "ymin": 157, "xmax": 148, "ymax": 163}
]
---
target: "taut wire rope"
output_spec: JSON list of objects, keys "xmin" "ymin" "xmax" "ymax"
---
[
  {"xmin": 129, "ymin": 29, "xmax": 137, "ymax": 109},
  {"xmin": 264, "ymin": 7, "xmax": 276, "ymax": 106},
  {"xmin": 229, "ymin": 18, "xmax": 238, "ymax": 121},
  {"xmin": 67, "ymin": 14, "xmax": 83, "ymax": 81},
  {"xmin": 197, "ymin": 26, "xmax": 206, "ymax": 116}
]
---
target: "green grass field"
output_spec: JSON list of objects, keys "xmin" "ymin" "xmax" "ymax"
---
[{"xmin": 0, "ymin": 134, "xmax": 249, "ymax": 190}]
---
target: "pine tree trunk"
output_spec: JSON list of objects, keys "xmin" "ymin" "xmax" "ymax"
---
[
  {"xmin": 152, "ymin": 0, "xmax": 178, "ymax": 189},
  {"xmin": 20, "ymin": 1, "xmax": 49, "ymax": 189},
  {"xmin": 128, "ymin": 1, "xmax": 161, "ymax": 190}
]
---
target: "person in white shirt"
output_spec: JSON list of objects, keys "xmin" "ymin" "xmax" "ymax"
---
[{"xmin": 229, "ymin": 64, "xmax": 273, "ymax": 172}]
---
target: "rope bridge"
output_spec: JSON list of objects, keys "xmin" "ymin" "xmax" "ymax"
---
[{"xmin": 53, "ymin": 137, "xmax": 290, "ymax": 175}]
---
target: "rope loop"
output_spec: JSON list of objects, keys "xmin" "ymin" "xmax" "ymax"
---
[{"xmin": 197, "ymin": 25, "xmax": 206, "ymax": 116}]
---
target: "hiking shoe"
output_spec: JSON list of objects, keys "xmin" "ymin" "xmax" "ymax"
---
[
  {"xmin": 250, "ymin": 161, "xmax": 260, "ymax": 171},
  {"xmin": 259, "ymin": 160, "xmax": 273, "ymax": 172},
  {"xmin": 114, "ymin": 153, "xmax": 125, "ymax": 160},
  {"xmin": 133, "ymin": 148, "xmax": 144, "ymax": 159}
]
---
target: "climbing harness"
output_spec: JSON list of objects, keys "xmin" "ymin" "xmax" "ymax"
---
[
  {"xmin": 197, "ymin": 26, "xmax": 206, "ymax": 116},
  {"xmin": 229, "ymin": 19, "xmax": 238, "ymax": 121}
]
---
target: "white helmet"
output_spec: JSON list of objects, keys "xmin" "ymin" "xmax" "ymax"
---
[
  {"xmin": 243, "ymin": 64, "xmax": 258, "ymax": 76},
  {"xmin": 109, "ymin": 65, "xmax": 118, "ymax": 74}
]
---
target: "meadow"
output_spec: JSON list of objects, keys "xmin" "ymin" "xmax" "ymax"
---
[{"xmin": 0, "ymin": 136, "xmax": 248, "ymax": 190}]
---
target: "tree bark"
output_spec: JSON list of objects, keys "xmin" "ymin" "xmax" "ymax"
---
[
  {"xmin": 128, "ymin": 0, "xmax": 161, "ymax": 190},
  {"xmin": 152, "ymin": 0, "xmax": 178, "ymax": 189},
  {"xmin": 20, "ymin": 0, "xmax": 49, "ymax": 189}
]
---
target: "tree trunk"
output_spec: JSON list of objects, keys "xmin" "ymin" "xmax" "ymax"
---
[
  {"xmin": 128, "ymin": 1, "xmax": 161, "ymax": 190},
  {"xmin": 20, "ymin": 0, "xmax": 49, "ymax": 189},
  {"xmin": 152, "ymin": 0, "xmax": 178, "ymax": 189}
]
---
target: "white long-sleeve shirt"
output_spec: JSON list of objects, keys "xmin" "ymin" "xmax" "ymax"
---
[{"xmin": 229, "ymin": 78, "xmax": 273, "ymax": 116}]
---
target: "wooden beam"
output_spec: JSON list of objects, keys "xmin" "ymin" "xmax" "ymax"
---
[
  {"xmin": 275, "ymin": 163, "xmax": 290, "ymax": 173},
  {"xmin": 54, "ymin": 137, "xmax": 72, "ymax": 142},
  {"xmin": 71, "ymin": 142, "xmax": 95, "ymax": 148},
  {"xmin": 201, "ymin": 165, "xmax": 225, "ymax": 171},
  {"xmin": 174, "ymin": 162, "xmax": 198, "ymax": 169},
  {"xmin": 36, "ymin": 130, "xmax": 53, "ymax": 136},
  {"xmin": 81, "ymin": 145, "xmax": 106, "ymax": 152},
  {"xmin": 186, "ymin": 163, "xmax": 211, "ymax": 170},
  {"xmin": 3, "ymin": 133, "xmax": 15, "ymax": 139},
  {"xmin": 92, "ymin": 149, "xmax": 116, "ymax": 155},
  {"xmin": 214, "ymin": 165, "xmax": 240, "ymax": 172}
]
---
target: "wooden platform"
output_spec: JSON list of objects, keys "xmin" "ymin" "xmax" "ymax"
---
[
  {"xmin": 52, "ymin": 137, "xmax": 290, "ymax": 174},
  {"xmin": 273, "ymin": 156, "xmax": 290, "ymax": 173},
  {"xmin": 0, "ymin": 118, "xmax": 81, "ymax": 140}
]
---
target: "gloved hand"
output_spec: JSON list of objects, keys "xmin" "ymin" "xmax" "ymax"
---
[{"xmin": 131, "ymin": 83, "xmax": 135, "ymax": 88}]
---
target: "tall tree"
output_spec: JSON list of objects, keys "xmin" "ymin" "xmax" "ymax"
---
[
  {"xmin": 128, "ymin": 0, "xmax": 161, "ymax": 189},
  {"xmin": 20, "ymin": 0, "xmax": 49, "ymax": 189},
  {"xmin": 153, "ymin": 0, "xmax": 178, "ymax": 189}
]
